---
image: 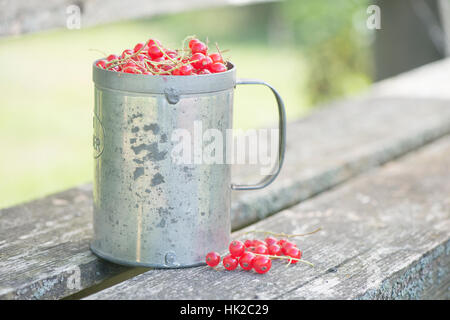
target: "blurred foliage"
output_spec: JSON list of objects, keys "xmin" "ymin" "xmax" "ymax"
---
[{"xmin": 281, "ymin": 0, "xmax": 373, "ymax": 105}]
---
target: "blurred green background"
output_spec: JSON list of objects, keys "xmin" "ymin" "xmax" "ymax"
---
[{"xmin": 0, "ymin": 0, "xmax": 373, "ymax": 209}]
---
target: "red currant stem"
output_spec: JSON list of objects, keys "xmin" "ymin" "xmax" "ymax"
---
[
  {"xmin": 130, "ymin": 58, "xmax": 150, "ymax": 71},
  {"xmin": 180, "ymin": 35, "xmax": 196, "ymax": 60},
  {"xmin": 120, "ymin": 67, "xmax": 142, "ymax": 74},
  {"xmin": 89, "ymin": 48, "xmax": 108, "ymax": 56},
  {"xmin": 105, "ymin": 39, "xmax": 152, "ymax": 70},
  {"xmin": 105, "ymin": 58, "xmax": 123, "ymax": 69},
  {"xmin": 165, "ymin": 59, "xmax": 201, "ymax": 73},
  {"xmin": 145, "ymin": 57, "xmax": 175, "ymax": 66},
  {"xmin": 128, "ymin": 67, "xmax": 143, "ymax": 74},
  {"xmin": 243, "ymin": 227, "xmax": 322, "ymax": 239},
  {"xmin": 147, "ymin": 59, "xmax": 201, "ymax": 75},
  {"xmin": 296, "ymin": 259, "xmax": 313, "ymax": 267},
  {"xmin": 142, "ymin": 60, "xmax": 156, "ymax": 74},
  {"xmin": 153, "ymin": 41, "xmax": 178, "ymax": 65},
  {"xmin": 215, "ymin": 42, "xmax": 225, "ymax": 63},
  {"xmin": 143, "ymin": 59, "xmax": 156, "ymax": 75},
  {"xmin": 105, "ymin": 57, "xmax": 133, "ymax": 70},
  {"xmin": 182, "ymin": 35, "xmax": 196, "ymax": 48},
  {"xmin": 109, "ymin": 55, "xmax": 147, "ymax": 70},
  {"xmin": 252, "ymin": 253, "xmax": 314, "ymax": 267}
]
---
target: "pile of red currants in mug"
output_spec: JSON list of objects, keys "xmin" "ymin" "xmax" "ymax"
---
[
  {"xmin": 205, "ymin": 230, "xmax": 319, "ymax": 274},
  {"xmin": 95, "ymin": 36, "xmax": 228, "ymax": 75}
]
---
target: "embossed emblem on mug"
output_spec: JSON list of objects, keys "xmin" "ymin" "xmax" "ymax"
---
[{"xmin": 93, "ymin": 113, "xmax": 105, "ymax": 159}]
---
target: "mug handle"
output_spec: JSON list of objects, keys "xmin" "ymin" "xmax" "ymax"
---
[{"xmin": 231, "ymin": 79, "xmax": 287, "ymax": 191}]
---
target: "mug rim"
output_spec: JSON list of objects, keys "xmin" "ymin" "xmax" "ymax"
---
[{"xmin": 93, "ymin": 60, "xmax": 236, "ymax": 95}]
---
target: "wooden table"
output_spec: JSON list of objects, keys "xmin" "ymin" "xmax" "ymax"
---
[{"xmin": 1, "ymin": 59, "xmax": 449, "ymax": 300}]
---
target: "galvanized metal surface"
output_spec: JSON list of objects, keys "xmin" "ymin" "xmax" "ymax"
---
[{"xmin": 91, "ymin": 62, "xmax": 286, "ymax": 268}]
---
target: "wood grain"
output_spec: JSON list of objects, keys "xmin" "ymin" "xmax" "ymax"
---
[
  {"xmin": 87, "ymin": 135, "xmax": 450, "ymax": 300},
  {"xmin": 1, "ymin": 59, "xmax": 450, "ymax": 299},
  {"xmin": 231, "ymin": 58, "xmax": 450, "ymax": 230}
]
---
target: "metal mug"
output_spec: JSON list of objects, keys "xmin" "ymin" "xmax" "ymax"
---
[{"xmin": 90, "ymin": 61, "xmax": 286, "ymax": 268}]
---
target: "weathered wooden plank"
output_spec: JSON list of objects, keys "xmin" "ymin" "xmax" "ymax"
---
[
  {"xmin": 2, "ymin": 59, "xmax": 450, "ymax": 299},
  {"xmin": 0, "ymin": 185, "xmax": 129, "ymax": 299},
  {"xmin": 0, "ymin": 0, "xmax": 273, "ymax": 37},
  {"xmin": 231, "ymin": 58, "xmax": 450, "ymax": 229},
  {"xmin": 371, "ymin": 57, "xmax": 450, "ymax": 100},
  {"xmin": 86, "ymin": 135, "xmax": 450, "ymax": 300},
  {"xmin": 231, "ymin": 95, "xmax": 450, "ymax": 229}
]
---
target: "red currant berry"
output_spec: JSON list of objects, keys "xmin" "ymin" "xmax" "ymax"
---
[
  {"xmin": 265, "ymin": 236, "xmax": 278, "ymax": 246},
  {"xmin": 121, "ymin": 49, "xmax": 133, "ymax": 58},
  {"xmin": 152, "ymin": 56, "xmax": 164, "ymax": 63},
  {"xmin": 190, "ymin": 53, "xmax": 206, "ymax": 69},
  {"xmin": 209, "ymin": 62, "xmax": 227, "ymax": 73},
  {"xmin": 268, "ymin": 244, "xmax": 282, "ymax": 256},
  {"xmin": 199, "ymin": 56, "xmax": 213, "ymax": 70},
  {"xmin": 148, "ymin": 45, "xmax": 164, "ymax": 59},
  {"xmin": 254, "ymin": 245, "xmax": 269, "ymax": 255},
  {"xmin": 197, "ymin": 69, "xmax": 211, "ymax": 75},
  {"xmin": 253, "ymin": 255, "xmax": 272, "ymax": 274},
  {"xmin": 277, "ymin": 239, "xmax": 287, "ymax": 246},
  {"xmin": 191, "ymin": 41, "xmax": 208, "ymax": 55},
  {"xmin": 281, "ymin": 242, "xmax": 296, "ymax": 255},
  {"xmin": 96, "ymin": 60, "xmax": 107, "ymax": 69},
  {"xmin": 205, "ymin": 251, "xmax": 221, "ymax": 267},
  {"xmin": 132, "ymin": 54, "xmax": 146, "ymax": 62},
  {"xmin": 177, "ymin": 64, "xmax": 194, "ymax": 75},
  {"xmin": 285, "ymin": 247, "xmax": 302, "ymax": 264},
  {"xmin": 223, "ymin": 255, "xmax": 238, "ymax": 271},
  {"xmin": 165, "ymin": 50, "xmax": 178, "ymax": 60},
  {"xmin": 147, "ymin": 38, "xmax": 161, "ymax": 47},
  {"xmin": 159, "ymin": 64, "xmax": 172, "ymax": 73},
  {"xmin": 189, "ymin": 38, "xmax": 201, "ymax": 49},
  {"xmin": 209, "ymin": 53, "xmax": 223, "ymax": 64},
  {"xmin": 122, "ymin": 62, "xmax": 137, "ymax": 69},
  {"xmin": 244, "ymin": 239, "xmax": 253, "ymax": 248},
  {"xmin": 123, "ymin": 67, "xmax": 139, "ymax": 74},
  {"xmin": 239, "ymin": 252, "xmax": 255, "ymax": 271},
  {"xmin": 247, "ymin": 246, "xmax": 256, "ymax": 253},
  {"xmin": 107, "ymin": 54, "xmax": 119, "ymax": 62},
  {"xmin": 229, "ymin": 240, "xmax": 245, "ymax": 258},
  {"xmin": 252, "ymin": 240, "xmax": 267, "ymax": 248},
  {"xmin": 133, "ymin": 42, "xmax": 146, "ymax": 53}
]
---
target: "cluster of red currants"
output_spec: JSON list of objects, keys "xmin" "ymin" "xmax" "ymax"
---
[
  {"xmin": 205, "ymin": 237, "xmax": 303, "ymax": 274},
  {"xmin": 95, "ymin": 36, "xmax": 228, "ymax": 76}
]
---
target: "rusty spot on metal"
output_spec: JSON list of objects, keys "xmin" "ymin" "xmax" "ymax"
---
[
  {"xmin": 131, "ymin": 142, "xmax": 167, "ymax": 161},
  {"xmin": 143, "ymin": 124, "xmax": 160, "ymax": 134},
  {"xmin": 151, "ymin": 173, "xmax": 165, "ymax": 186},
  {"xmin": 133, "ymin": 167, "xmax": 144, "ymax": 180}
]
